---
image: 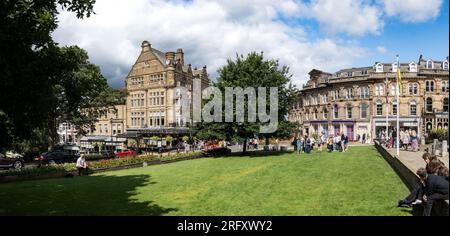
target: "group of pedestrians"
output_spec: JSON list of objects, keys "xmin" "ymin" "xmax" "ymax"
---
[
  {"xmin": 380, "ymin": 128, "xmax": 420, "ymax": 152},
  {"xmin": 398, "ymin": 153, "xmax": 449, "ymax": 216},
  {"xmin": 292, "ymin": 132, "xmax": 350, "ymax": 155}
]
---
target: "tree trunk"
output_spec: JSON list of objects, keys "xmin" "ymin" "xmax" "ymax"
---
[{"xmin": 243, "ymin": 138, "xmax": 248, "ymax": 154}]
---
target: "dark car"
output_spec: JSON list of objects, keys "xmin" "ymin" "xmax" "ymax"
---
[
  {"xmin": 0, "ymin": 153, "xmax": 25, "ymax": 170},
  {"xmin": 35, "ymin": 151, "xmax": 79, "ymax": 165},
  {"xmin": 101, "ymin": 150, "xmax": 116, "ymax": 159}
]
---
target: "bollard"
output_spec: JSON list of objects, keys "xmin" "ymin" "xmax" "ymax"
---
[
  {"xmin": 442, "ymin": 140, "xmax": 448, "ymax": 157},
  {"xmin": 433, "ymin": 139, "xmax": 438, "ymax": 155}
]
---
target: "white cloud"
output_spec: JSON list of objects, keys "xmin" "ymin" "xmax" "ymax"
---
[
  {"xmin": 377, "ymin": 46, "xmax": 387, "ymax": 54},
  {"xmin": 51, "ymin": 0, "xmax": 444, "ymax": 88},
  {"xmin": 301, "ymin": 0, "xmax": 384, "ymax": 36},
  {"xmin": 379, "ymin": 0, "xmax": 443, "ymax": 23},
  {"xmin": 53, "ymin": 0, "xmax": 367, "ymax": 88}
]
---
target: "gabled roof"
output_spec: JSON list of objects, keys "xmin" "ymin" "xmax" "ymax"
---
[{"xmin": 136, "ymin": 47, "xmax": 167, "ymax": 66}]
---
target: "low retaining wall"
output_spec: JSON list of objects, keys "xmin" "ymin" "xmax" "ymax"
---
[
  {"xmin": 374, "ymin": 141, "xmax": 449, "ymax": 216},
  {"xmin": 0, "ymin": 154, "xmax": 204, "ymax": 184}
]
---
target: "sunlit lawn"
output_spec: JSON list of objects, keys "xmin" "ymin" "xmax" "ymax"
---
[{"xmin": 0, "ymin": 146, "xmax": 410, "ymax": 216}]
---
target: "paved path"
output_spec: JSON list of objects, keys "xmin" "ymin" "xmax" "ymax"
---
[{"xmin": 384, "ymin": 146, "xmax": 449, "ymax": 173}]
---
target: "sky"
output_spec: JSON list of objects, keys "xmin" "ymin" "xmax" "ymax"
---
[{"xmin": 52, "ymin": 0, "xmax": 450, "ymax": 89}]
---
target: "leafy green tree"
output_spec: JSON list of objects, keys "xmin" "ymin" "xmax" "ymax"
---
[
  {"xmin": 0, "ymin": 0, "xmax": 124, "ymax": 152},
  {"xmin": 194, "ymin": 52, "xmax": 297, "ymax": 153},
  {"xmin": 165, "ymin": 135, "xmax": 173, "ymax": 147},
  {"xmin": 150, "ymin": 136, "xmax": 159, "ymax": 145}
]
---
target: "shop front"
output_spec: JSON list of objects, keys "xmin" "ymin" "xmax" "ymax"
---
[{"xmin": 372, "ymin": 116, "xmax": 421, "ymax": 139}]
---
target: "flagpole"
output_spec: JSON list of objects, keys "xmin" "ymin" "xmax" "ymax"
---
[
  {"xmin": 396, "ymin": 55, "xmax": 400, "ymax": 156},
  {"xmin": 385, "ymin": 73, "xmax": 389, "ymax": 143}
]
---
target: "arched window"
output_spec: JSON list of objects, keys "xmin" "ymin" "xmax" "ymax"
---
[
  {"xmin": 376, "ymin": 101, "xmax": 383, "ymax": 116},
  {"xmin": 360, "ymin": 103, "xmax": 368, "ymax": 119},
  {"xmin": 375, "ymin": 83, "xmax": 384, "ymax": 96},
  {"xmin": 346, "ymin": 104, "xmax": 352, "ymax": 119},
  {"xmin": 333, "ymin": 104, "xmax": 339, "ymax": 119},
  {"xmin": 390, "ymin": 83, "xmax": 397, "ymax": 96},
  {"xmin": 443, "ymin": 61, "xmax": 448, "ymax": 70},
  {"xmin": 392, "ymin": 100, "xmax": 398, "ymax": 115},
  {"xmin": 323, "ymin": 108, "xmax": 328, "ymax": 119},
  {"xmin": 442, "ymin": 81, "xmax": 449, "ymax": 92},
  {"xmin": 360, "ymin": 87, "xmax": 369, "ymax": 98},
  {"xmin": 392, "ymin": 63, "xmax": 398, "ymax": 72},
  {"xmin": 410, "ymin": 100, "xmax": 417, "ymax": 116},
  {"xmin": 408, "ymin": 83, "xmax": 418, "ymax": 95},
  {"xmin": 409, "ymin": 62, "xmax": 417, "ymax": 72},
  {"xmin": 426, "ymin": 81, "xmax": 435, "ymax": 92},
  {"xmin": 444, "ymin": 98, "xmax": 449, "ymax": 113},
  {"xmin": 426, "ymin": 97, "xmax": 433, "ymax": 112},
  {"xmin": 375, "ymin": 63, "xmax": 383, "ymax": 73},
  {"xmin": 426, "ymin": 60, "xmax": 433, "ymax": 69}
]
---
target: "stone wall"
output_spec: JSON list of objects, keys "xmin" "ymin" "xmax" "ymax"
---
[{"xmin": 374, "ymin": 141, "xmax": 449, "ymax": 216}]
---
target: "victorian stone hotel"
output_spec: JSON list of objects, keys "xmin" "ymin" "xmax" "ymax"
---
[
  {"xmin": 289, "ymin": 56, "xmax": 449, "ymax": 141},
  {"xmin": 72, "ymin": 41, "xmax": 210, "ymax": 152}
]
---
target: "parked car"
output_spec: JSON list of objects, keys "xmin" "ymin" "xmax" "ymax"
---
[
  {"xmin": 35, "ymin": 150, "xmax": 79, "ymax": 165},
  {"xmin": 0, "ymin": 153, "xmax": 25, "ymax": 170},
  {"xmin": 100, "ymin": 150, "xmax": 116, "ymax": 159},
  {"xmin": 115, "ymin": 149, "xmax": 136, "ymax": 158},
  {"xmin": 130, "ymin": 147, "xmax": 143, "ymax": 155}
]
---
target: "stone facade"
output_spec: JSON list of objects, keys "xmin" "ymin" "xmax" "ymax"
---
[
  {"xmin": 289, "ymin": 55, "xmax": 449, "ymax": 141},
  {"xmin": 80, "ymin": 41, "xmax": 210, "ymax": 151},
  {"xmin": 125, "ymin": 41, "xmax": 209, "ymax": 131}
]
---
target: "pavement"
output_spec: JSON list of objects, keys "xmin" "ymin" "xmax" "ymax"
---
[{"xmin": 383, "ymin": 145, "xmax": 449, "ymax": 172}]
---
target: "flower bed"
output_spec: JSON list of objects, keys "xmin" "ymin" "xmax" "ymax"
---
[{"xmin": 0, "ymin": 152, "xmax": 204, "ymax": 182}]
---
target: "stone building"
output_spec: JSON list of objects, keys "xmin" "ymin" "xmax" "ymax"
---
[
  {"xmin": 80, "ymin": 104, "xmax": 128, "ymax": 152},
  {"xmin": 289, "ymin": 55, "xmax": 449, "ymax": 141},
  {"xmin": 123, "ymin": 41, "xmax": 210, "ymax": 139},
  {"xmin": 77, "ymin": 41, "xmax": 210, "ymax": 151}
]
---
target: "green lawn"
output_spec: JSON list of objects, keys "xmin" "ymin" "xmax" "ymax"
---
[{"xmin": 0, "ymin": 146, "xmax": 411, "ymax": 216}]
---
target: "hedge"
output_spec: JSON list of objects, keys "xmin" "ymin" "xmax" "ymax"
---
[{"xmin": 0, "ymin": 152, "xmax": 203, "ymax": 179}]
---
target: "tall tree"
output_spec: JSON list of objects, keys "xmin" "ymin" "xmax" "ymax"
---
[
  {"xmin": 194, "ymin": 52, "xmax": 298, "ymax": 153},
  {"xmin": 0, "ymin": 0, "xmax": 124, "ymax": 151}
]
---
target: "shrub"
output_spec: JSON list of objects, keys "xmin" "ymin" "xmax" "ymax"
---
[
  {"xmin": 428, "ymin": 129, "xmax": 448, "ymax": 142},
  {"xmin": 0, "ymin": 152, "xmax": 204, "ymax": 179},
  {"xmin": 203, "ymin": 147, "xmax": 231, "ymax": 157},
  {"xmin": 84, "ymin": 154, "xmax": 106, "ymax": 161},
  {"xmin": 0, "ymin": 163, "xmax": 76, "ymax": 178}
]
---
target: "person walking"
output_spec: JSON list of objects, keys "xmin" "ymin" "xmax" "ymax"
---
[
  {"xmin": 319, "ymin": 133, "xmax": 326, "ymax": 152},
  {"xmin": 362, "ymin": 133, "xmax": 366, "ymax": 144},
  {"xmin": 410, "ymin": 130, "xmax": 419, "ymax": 152},
  {"xmin": 293, "ymin": 137, "xmax": 300, "ymax": 154},
  {"xmin": 76, "ymin": 154, "xmax": 88, "ymax": 176},
  {"xmin": 392, "ymin": 128, "xmax": 398, "ymax": 148}
]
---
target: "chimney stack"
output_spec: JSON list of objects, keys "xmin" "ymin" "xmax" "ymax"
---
[
  {"xmin": 141, "ymin": 41, "xmax": 151, "ymax": 52},
  {"xmin": 175, "ymin": 48, "xmax": 184, "ymax": 65},
  {"xmin": 165, "ymin": 52, "xmax": 175, "ymax": 65}
]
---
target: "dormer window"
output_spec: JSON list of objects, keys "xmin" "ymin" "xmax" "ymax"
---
[
  {"xmin": 409, "ymin": 62, "xmax": 417, "ymax": 72},
  {"xmin": 443, "ymin": 61, "xmax": 449, "ymax": 70},
  {"xmin": 347, "ymin": 71, "xmax": 353, "ymax": 77},
  {"xmin": 375, "ymin": 63, "xmax": 383, "ymax": 73},
  {"xmin": 426, "ymin": 60, "xmax": 434, "ymax": 69},
  {"xmin": 392, "ymin": 63, "xmax": 398, "ymax": 72}
]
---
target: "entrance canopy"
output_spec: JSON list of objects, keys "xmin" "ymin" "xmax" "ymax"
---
[{"xmin": 119, "ymin": 127, "xmax": 191, "ymax": 138}]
